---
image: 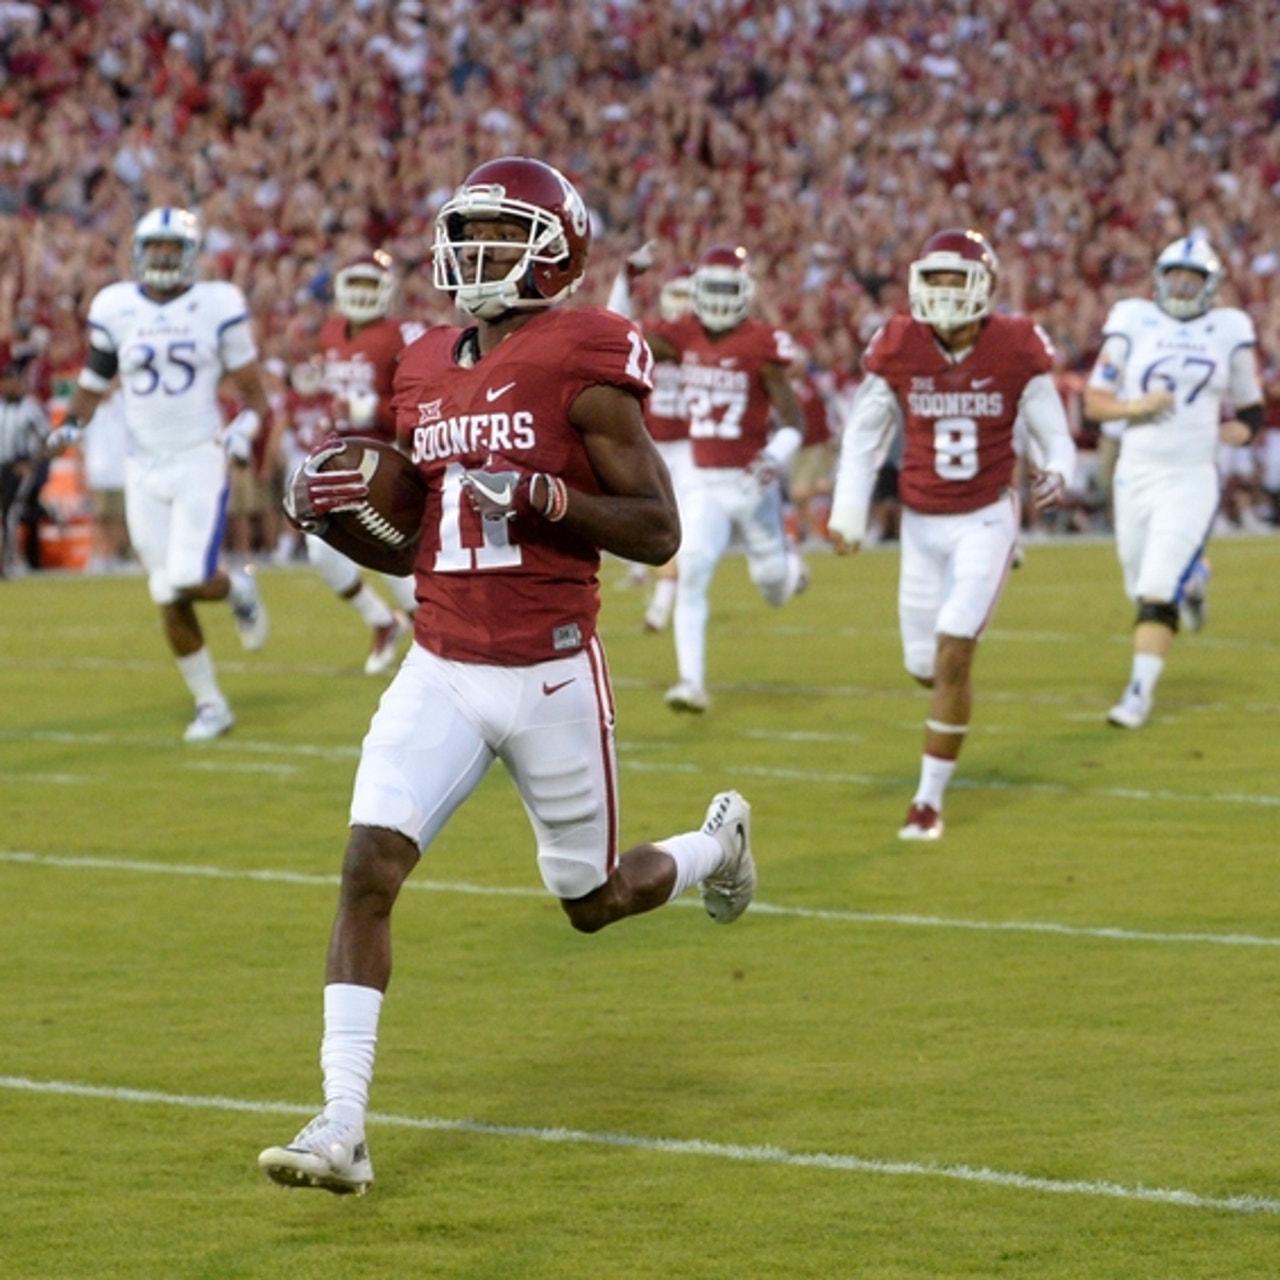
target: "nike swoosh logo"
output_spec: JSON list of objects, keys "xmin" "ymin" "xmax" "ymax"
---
[
  {"xmin": 542, "ymin": 678, "xmax": 575, "ymax": 696},
  {"xmin": 466, "ymin": 474, "xmax": 514, "ymax": 507},
  {"xmin": 486, "ymin": 381, "xmax": 517, "ymax": 403},
  {"xmin": 972, "ymin": 377, "xmax": 995, "ymax": 389}
]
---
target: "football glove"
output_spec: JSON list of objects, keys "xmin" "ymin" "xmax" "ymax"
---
[
  {"xmin": 743, "ymin": 451, "xmax": 782, "ymax": 493},
  {"xmin": 221, "ymin": 409, "xmax": 261, "ymax": 466},
  {"xmin": 283, "ymin": 437, "xmax": 369, "ymax": 533},
  {"xmin": 1029, "ymin": 468, "xmax": 1067, "ymax": 513},
  {"xmin": 460, "ymin": 469, "xmax": 528, "ymax": 521},
  {"xmin": 46, "ymin": 423, "xmax": 84, "ymax": 454}
]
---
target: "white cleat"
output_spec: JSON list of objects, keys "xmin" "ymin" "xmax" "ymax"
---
[
  {"xmin": 1106, "ymin": 689, "xmax": 1151, "ymax": 730},
  {"xmin": 698, "ymin": 789, "xmax": 756, "ymax": 923},
  {"xmin": 364, "ymin": 610, "xmax": 411, "ymax": 676},
  {"xmin": 229, "ymin": 567, "xmax": 268, "ymax": 651},
  {"xmin": 665, "ymin": 681, "xmax": 710, "ymax": 714},
  {"xmin": 259, "ymin": 1115, "xmax": 373, "ymax": 1196},
  {"xmin": 897, "ymin": 802, "xmax": 944, "ymax": 841},
  {"xmin": 183, "ymin": 700, "xmax": 234, "ymax": 743}
]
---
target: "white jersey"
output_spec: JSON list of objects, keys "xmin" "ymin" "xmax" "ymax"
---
[
  {"xmin": 82, "ymin": 280, "xmax": 258, "ymax": 456},
  {"xmin": 1087, "ymin": 298, "xmax": 1259, "ymax": 472}
]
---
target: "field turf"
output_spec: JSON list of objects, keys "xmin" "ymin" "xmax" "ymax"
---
[{"xmin": 2, "ymin": 534, "xmax": 1278, "ymax": 1278}]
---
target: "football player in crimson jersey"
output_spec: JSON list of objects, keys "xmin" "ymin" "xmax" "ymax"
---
[
  {"xmin": 1083, "ymin": 234, "xmax": 1265, "ymax": 729},
  {"xmin": 296, "ymin": 251, "xmax": 424, "ymax": 674},
  {"xmin": 829, "ymin": 228, "xmax": 1076, "ymax": 840},
  {"xmin": 606, "ymin": 244, "xmax": 695, "ymax": 631},
  {"xmin": 262, "ymin": 156, "xmax": 757, "ymax": 1196},
  {"xmin": 645, "ymin": 243, "xmax": 811, "ymax": 714}
]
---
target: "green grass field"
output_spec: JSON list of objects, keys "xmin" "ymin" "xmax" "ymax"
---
[{"xmin": 3, "ymin": 535, "xmax": 1279, "ymax": 1279}]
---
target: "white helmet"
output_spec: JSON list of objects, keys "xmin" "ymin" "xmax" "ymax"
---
[
  {"xmin": 133, "ymin": 206, "xmax": 201, "ymax": 292},
  {"xmin": 1153, "ymin": 235, "xmax": 1223, "ymax": 319},
  {"xmin": 334, "ymin": 250, "xmax": 398, "ymax": 323},
  {"xmin": 691, "ymin": 244, "xmax": 755, "ymax": 332}
]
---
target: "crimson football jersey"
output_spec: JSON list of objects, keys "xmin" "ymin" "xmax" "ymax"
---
[
  {"xmin": 663, "ymin": 314, "xmax": 799, "ymax": 468},
  {"xmin": 642, "ymin": 316, "xmax": 689, "ymax": 444},
  {"xmin": 282, "ymin": 387, "xmax": 339, "ymax": 454},
  {"xmin": 318, "ymin": 314, "xmax": 426, "ymax": 441},
  {"xmin": 392, "ymin": 307, "xmax": 655, "ymax": 665},
  {"xmin": 865, "ymin": 313, "xmax": 1054, "ymax": 514}
]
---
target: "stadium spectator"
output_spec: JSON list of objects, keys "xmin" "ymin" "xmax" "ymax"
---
[
  {"xmin": 79, "ymin": 387, "xmax": 132, "ymax": 574},
  {"xmin": 0, "ymin": 344, "xmax": 49, "ymax": 575},
  {"xmin": 1083, "ymin": 234, "xmax": 1265, "ymax": 730},
  {"xmin": 258, "ymin": 156, "xmax": 756, "ymax": 1195},
  {"xmin": 828, "ymin": 229, "xmax": 1076, "ymax": 840},
  {"xmin": 0, "ymin": 0, "xmax": 1277, "ymax": 574}
]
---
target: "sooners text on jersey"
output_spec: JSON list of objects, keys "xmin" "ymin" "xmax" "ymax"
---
[
  {"xmin": 391, "ymin": 307, "xmax": 654, "ymax": 665},
  {"xmin": 866, "ymin": 313, "xmax": 1054, "ymax": 514},
  {"xmin": 663, "ymin": 314, "xmax": 799, "ymax": 468}
]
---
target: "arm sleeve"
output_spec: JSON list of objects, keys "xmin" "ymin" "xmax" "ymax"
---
[
  {"xmin": 1227, "ymin": 345, "xmax": 1263, "ymax": 411},
  {"xmin": 1019, "ymin": 372, "xmax": 1077, "ymax": 478},
  {"xmin": 828, "ymin": 373, "xmax": 902, "ymax": 545}
]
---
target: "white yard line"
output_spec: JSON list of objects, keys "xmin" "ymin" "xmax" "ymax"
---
[{"xmin": 2, "ymin": 1074, "xmax": 1275, "ymax": 1216}]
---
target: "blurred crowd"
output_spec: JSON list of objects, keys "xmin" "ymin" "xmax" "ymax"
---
[{"xmin": 2, "ymin": 0, "xmax": 1280, "ymax": 566}]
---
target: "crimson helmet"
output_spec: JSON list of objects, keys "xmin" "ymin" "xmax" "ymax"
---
[
  {"xmin": 907, "ymin": 228, "xmax": 999, "ymax": 330},
  {"xmin": 658, "ymin": 263, "xmax": 695, "ymax": 323},
  {"xmin": 335, "ymin": 249, "xmax": 398, "ymax": 323},
  {"xmin": 1153, "ymin": 234, "xmax": 1223, "ymax": 319},
  {"xmin": 692, "ymin": 244, "xmax": 754, "ymax": 331},
  {"xmin": 432, "ymin": 156, "xmax": 591, "ymax": 319},
  {"xmin": 133, "ymin": 206, "xmax": 202, "ymax": 292}
]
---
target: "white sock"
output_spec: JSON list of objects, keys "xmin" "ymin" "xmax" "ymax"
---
[
  {"xmin": 320, "ymin": 982, "xmax": 384, "ymax": 1129},
  {"xmin": 914, "ymin": 753, "xmax": 957, "ymax": 811},
  {"xmin": 1130, "ymin": 653, "xmax": 1164, "ymax": 701},
  {"xmin": 656, "ymin": 831, "xmax": 724, "ymax": 901},
  {"xmin": 645, "ymin": 577, "xmax": 677, "ymax": 628},
  {"xmin": 350, "ymin": 584, "xmax": 395, "ymax": 628},
  {"xmin": 175, "ymin": 647, "xmax": 224, "ymax": 707}
]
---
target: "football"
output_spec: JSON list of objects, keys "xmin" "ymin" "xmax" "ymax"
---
[{"xmin": 314, "ymin": 436, "xmax": 426, "ymax": 576}]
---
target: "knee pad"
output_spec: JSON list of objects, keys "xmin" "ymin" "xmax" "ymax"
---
[
  {"xmin": 904, "ymin": 641, "xmax": 935, "ymax": 683},
  {"xmin": 1136, "ymin": 600, "xmax": 1179, "ymax": 632},
  {"xmin": 148, "ymin": 568, "xmax": 176, "ymax": 605}
]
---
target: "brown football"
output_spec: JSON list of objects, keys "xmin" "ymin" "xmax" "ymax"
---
[{"xmin": 314, "ymin": 436, "xmax": 426, "ymax": 576}]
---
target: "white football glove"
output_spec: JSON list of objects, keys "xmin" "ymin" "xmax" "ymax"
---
[
  {"xmin": 742, "ymin": 451, "xmax": 782, "ymax": 494},
  {"xmin": 625, "ymin": 239, "xmax": 658, "ymax": 278},
  {"xmin": 1029, "ymin": 468, "xmax": 1067, "ymax": 513},
  {"xmin": 47, "ymin": 423, "xmax": 84, "ymax": 454},
  {"xmin": 221, "ymin": 409, "xmax": 261, "ymax": 466}
]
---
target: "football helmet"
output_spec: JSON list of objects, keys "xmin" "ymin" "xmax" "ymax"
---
[
  {"xmin": 692, "ymin": 244, "xmax": 754, "ymax": 331},
  {"xmin": 658, "ymin": 264, "xmax": 695, "ymax": 323},
  {"xmin": 433, "ymin": 156, "xmax": 590, "ymax": 319},
  {"xmin": 1153, "ymin": 235, "xmax": 1223, "ymax": 319},
  {"xmin": 907, "ymin": 228, "xmax": 999, "ymax": 330},
  {"xmin": 334, "ymin": 250, "xmax": 398, "ymax": 323},
  {"xmin": 133, "ymin": 206, "xmax": 201, "ymax": 293}
]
